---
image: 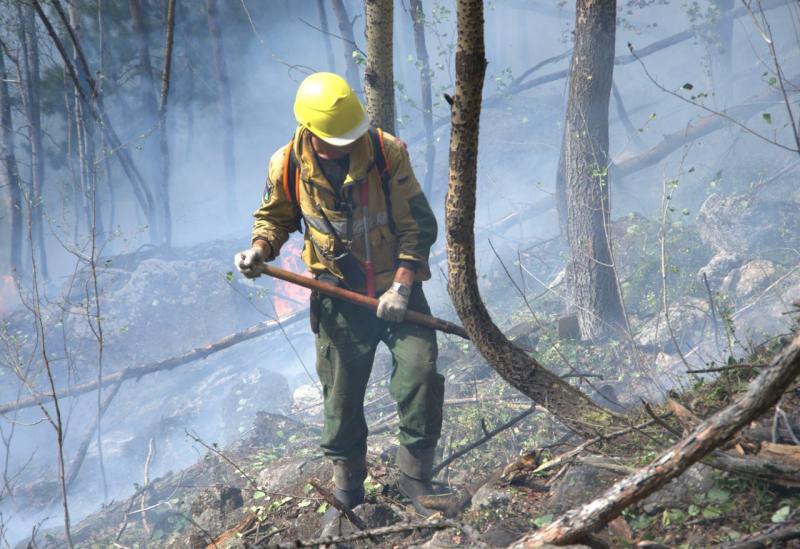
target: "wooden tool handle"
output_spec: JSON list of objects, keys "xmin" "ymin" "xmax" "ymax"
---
[{"xmin": 254, "ymin": 263, "xmax": 470, "ymax": 339}]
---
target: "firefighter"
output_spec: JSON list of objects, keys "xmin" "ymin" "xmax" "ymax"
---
[{"xmin": 235, "ymin": 72, "xmax": 443, "ymax": 515}]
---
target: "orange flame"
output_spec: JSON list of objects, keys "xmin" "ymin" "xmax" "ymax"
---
[{"xmin": 273, "ymin": 241, "xmax": 310, "ymax": 318}]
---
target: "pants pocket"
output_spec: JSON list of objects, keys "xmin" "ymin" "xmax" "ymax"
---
[{"xmin": 315, "ymin": 340, "xmax": 333, "ymax": 387}]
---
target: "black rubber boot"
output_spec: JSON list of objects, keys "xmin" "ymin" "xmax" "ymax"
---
[
  {"xmin": 396, "ymin": 445, "xmax": 436, "ymax": 517},
  {"xmin": 322, "ymin": 455, "xmax": 367, "ymax": 525}
]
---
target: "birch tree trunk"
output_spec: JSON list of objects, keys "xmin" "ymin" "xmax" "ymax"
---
[
  {"xmin": 445, "ymin": 0, "xmax": 625, "ymax": 438},
  {"xmin": 410, "ymin": 0, "xmax": 436, "ymax": 198},
  {"xmin": 331, "ymin": 0, "xmax": 363, "ymax": 96},
  {"xmin": 0, "ymin": 51, "xmax": 23, "ymax": 278},
  {"xmin": 206, "ymin": 0, "xmax": 237, "ymax": 218},
  {"xmin": 17, "ymin": 4, "xmax": 49, "ymax": 280},
  {"xmin": 363, "ymin": 0, "xmax": 395, "ymax": 134},
  {"xmin": 563, "ymin": 0, "xmax": 626, "ymax": 340}
]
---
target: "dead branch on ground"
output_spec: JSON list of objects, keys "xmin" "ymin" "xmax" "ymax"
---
[
  {"xmin": 512, "ymin": 332, "xmax": 800, "ymax": 546},
  {"xmin": 0, "ymin": 310, "xmax": 307, "ymax": 415},
  {"xmin": 269, "ymin": 519, "xmax": 485, "ymax": 549},
  {"xmin": 433, "ymin": 406, "xmax": 536, "ymax": 476}
]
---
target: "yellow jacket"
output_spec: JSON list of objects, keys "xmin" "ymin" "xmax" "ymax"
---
[{"xmin": 251, "ymin": 127, "xmax": 437, "ymax": 293}]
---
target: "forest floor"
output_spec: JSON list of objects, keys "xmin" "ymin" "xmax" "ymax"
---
[
  {"xmin": 28, "ymin": 312, "xmax": 800, "ymax": 548},
  {"xmin": 17, "ymin": 172, "xmax": 800, "ymax": 548}
]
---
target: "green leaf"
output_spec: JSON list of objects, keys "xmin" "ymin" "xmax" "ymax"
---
[
  {"xmin": 763, "ymin": 112, "xmax": 773, "ymax": 124},
  {"xmin": 533, "ymin": 514, "xmax": 553, "ymax": 528},
  {"xmin": 687, "ymin": 504, "xmax": 700, "ymax": 517},
  {"xmin": 662, "ymin": 508, "xmax": 685, "ymax": 526},
  {"xmin": 682, "ymin": 83, "xmax": 694, "ymax": 90},
  {"xmin": 702, "ymin": 506, "xmax": 722, "ymax": 519},
  {"xmin": 253, "ymin": 491, "xmax": 266, "ymax": 500},
  {"xmin": 316, "ymin": 502, "xmax": 329, "ymax": 514},
  {"xmin": 707, "ymin": 488, "xmax": 730, "ymax": 503},
  {"xmin": 772, "ymin": 505, "xmax": 791, "ymax": 523},
  {"xmin": 297, "ymin": 499, "xmax": 313, "ymax": 508},
  {"xmin": 226, "ymin": 271, "xmax": 234, "ymax": 282}
]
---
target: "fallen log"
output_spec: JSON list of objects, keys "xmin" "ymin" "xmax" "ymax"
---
[
  {"xmin": 0, "ymin": 310, "xmax": 308, "ymax": 415},
  {"xmin": 665, "ymin": 400, "xmax": 800, "ymax": 487},
  {"xmin": 722, "ymin": 521, "xmax": 800, "ymax": 549},
  {"xmin": 511, "ymin": 331, "xmax": 800, "ymax": 546}
]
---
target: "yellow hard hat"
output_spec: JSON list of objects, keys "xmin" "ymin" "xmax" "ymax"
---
[{"xmin": 294, "ymin": 72, "xmax": 369, "ymax": 146}]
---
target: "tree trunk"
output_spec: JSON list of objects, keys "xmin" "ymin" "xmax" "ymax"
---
[
  {"xmin": 363, "ymin": 0, "xmax": 395, "ymax": 133},
  {"xmin": 409, "ymin": 0, "xmax": 436, "ymax": 198},
  {"xmin": 17, "ymin": 4, "xmax": 49, "ymax": 280},
  {"xmin": 563, "ymin": 0, "xmax": 626, "ymax": 340},
  {"xmin": 445, "ymin": 0, "xmax": 624, "ymax": 438},
  {"xmin": 316, "ymin": 0, "xmax": 336, "ymax": 72},
  {"xmin": 205, "ymin": 0, "xmax": 237, "ymax": 219},
  {"xmin": 330, "ymin": 0, "xmax": 362, "ymax": 96},
  {"xmin": 33, "ymin": 0, "xmax": 158, "ymax": 241},
  {"xmin": 0, "ymin": 51, "xmax": 23, "ymax": 278},
  {"xmin": 157, "ymin": 0, "xmax": 177, "ymax": 247},
  {"xmin": 130, "ymin": 0, "xmax": 167, "ymax": 243},
  {"xmin": 68, "ymin": 1, "xmax": 103, "ymax": 241}
]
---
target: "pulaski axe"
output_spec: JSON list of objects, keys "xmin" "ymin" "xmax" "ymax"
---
[{"xmin": 254, "ymin": 263, "xmax": 470, "ymax": 340}]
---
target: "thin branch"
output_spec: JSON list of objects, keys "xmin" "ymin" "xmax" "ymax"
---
[
  {"xmin": 433, "ymin": 406, "xmax": 536, "ymax": 476},
  {"xmin": 628, "ymin": 42, "xmax": 798, "ymax": 153}
]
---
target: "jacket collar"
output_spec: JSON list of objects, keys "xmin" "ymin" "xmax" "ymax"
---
[{"xmin": 293, "ymin": 126, "xmax": 373, "ymax": 192}]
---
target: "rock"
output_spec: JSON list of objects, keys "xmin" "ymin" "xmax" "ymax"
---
[
  {"xmin": 222, "ymin": 368, "xmax": 292, "ymax": 442},
  {"xmin": 470, "ymin": 484, "xmax": 512, "ymax": 511},
  {"xmin": 635, "ymin": 297, "xmax": 709, "ymax": 352},
  {"xmin": 698, "ymin": 250, "xmax": 743, "ymax": 288},
  {"xmin": 187, "ymin": 485, "xmax": 245, "ymax": 548},
  {"xmin": 258, "ymin": 456, "xmax": 329, "ymax": 496},
  {"xmin": 639, "ymin": 463, "xmax": 714, "ymax": 514},
  {"xmin": 292, "ymin": 383, "xmax": 323, "ymax": 417},
  {"xmin": 481, "ymin": 517, "xmax": 530, "ymax": 547},
  {"xmin": 546, "ymin": 464, "xmax": 622, "ymax": 516},
  {"xmin": 721, "ymin": 259, "xmax": 777, "ymax": 300},
  {"xmin": 248, "ymin": 411, "xmax": 314, "ymax": 449},
  {"xmin": 697, "ymin": 192, "xmax": 800, "ymax": 259}
]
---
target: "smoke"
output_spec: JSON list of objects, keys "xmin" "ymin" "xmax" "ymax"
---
[{"xmin": 1, "ymin": 0, "xmax": 799, "ymax": 544}]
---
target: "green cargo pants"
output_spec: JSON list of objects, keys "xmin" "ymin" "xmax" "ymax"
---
[{"xmin": 315, "ymin": 283, "xmax": 444, "ymax": 461}]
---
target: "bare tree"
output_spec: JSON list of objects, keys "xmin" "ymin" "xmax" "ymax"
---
[
  {"xmin": 32, "ymin": 0, "xmax": 159, "ymax": 241},
  {"xmin": 409, "ymin": 0, "xmax": 436, "ymax": 197},
  {"xmin": 363, "ymin": 0, "xmax": 395, "ymax": 133},
  {"xmin": 129, "ymin": 0, "xmax": 168, "ymax": 242},
  {"xmin": 0, "ymin": 46, "xmax": 23, "ymax": 278},
  {"xmin": 16, "ymin": 4, "xmax": 48, "ymax": 280},
  {"xmin": 206, "ymin": 0, "xmax": 237, "ymax": 219},
  {"xmin": 68, "ymin": 0, "xmax": 103, "ymax": 241},
  {"xmin": 562, "ymin": 0, "xmax": 627, "ymax": 340},
  {"xmin": 445, "ymin": 0, "xmax": 624, "ymax": 437},
  {"xmin": 331, "ymin": 0, "xmax": 363, "ymax": 95}
]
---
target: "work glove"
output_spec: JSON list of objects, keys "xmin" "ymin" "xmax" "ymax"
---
[
  {"xmin": 234, "ymin": 242, "xmax": 273, "ymax": 279},
  {"xmin": 376, "ymin": 284, "xmax": 409, "ymax": 322}
]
